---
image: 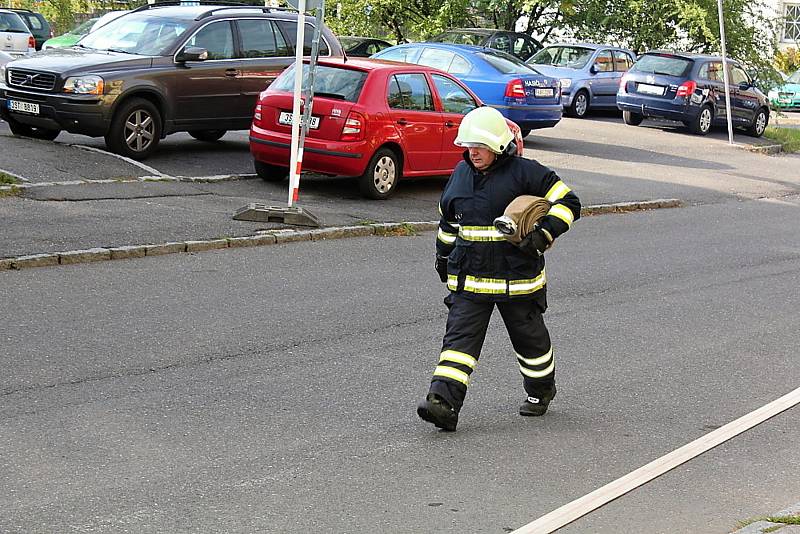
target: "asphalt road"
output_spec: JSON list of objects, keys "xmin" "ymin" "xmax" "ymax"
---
[{"xmin": 2, "ymin": 193, "xmax": 799, "ymax": 533}]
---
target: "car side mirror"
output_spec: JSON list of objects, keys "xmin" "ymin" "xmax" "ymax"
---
[
  {"xmin": 738, "ymin": 81, "xmax": 751, "ymax": 90},
  {"xmin": 176, "ymin": 46, "xmax": 208, "ymax": 63},
  {"xmin": 589, "ymin": 63, "xmax": 598, "ymax": 74}
]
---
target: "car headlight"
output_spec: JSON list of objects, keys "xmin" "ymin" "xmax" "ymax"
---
[
  {"xmin": 560, "ymin": 78, "xmax": 572, "ymax": 89},
  {"xmin": 0, "ymin": 65, "xmax": 6, "ymax": 86},
  {"xmin": 63, "ymin": 75, "xmax": 104, "ymax": 95}
]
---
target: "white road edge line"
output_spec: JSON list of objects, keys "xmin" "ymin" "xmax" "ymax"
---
[
  {"xmin": 512, "ymin": 386, "xmax": 800, "ymax": 534},
  {"xmin": 69, "ymin": 144, "xmax": 167, "ymax": 177}
]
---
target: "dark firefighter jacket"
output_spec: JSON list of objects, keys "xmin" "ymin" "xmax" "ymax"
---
[{"xmin": 436, "ymin": 150, "xmax": 581, "ymax": 302}]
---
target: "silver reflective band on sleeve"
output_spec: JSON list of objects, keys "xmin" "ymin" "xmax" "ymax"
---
[
  {"xmin": 548, "ymin": 204, "xmax": 574, "ymax": 227},
  {"xmin": 433, "ymin": 365, "xmax": 470, "ymax": 385},
  {"xmin": 437, "ymin": 228, "xmax": 457, "ymax": 244},
  {"xmin": 516, "ymin": 347, "xmax": 552, "ymax": 367},
  {"xmin": 440, "ymin": 349, "xmax": 478, "ymax": 369},
  {"xmin": 518, "ymin": 358, "xmax": 555, "ymax": 378},
  {"xmin": 459, "ymin": 226, "xmax": 506, "ymax": 242},
  {"xmin": 545, "ymin": 181, "xmax": 571, "ymax": 202}
]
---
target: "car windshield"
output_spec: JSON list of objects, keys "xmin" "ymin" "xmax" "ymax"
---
[
  {"xmin": 78, "ymin": 12, "xmax": 191, "ymax": 55},
  {"xmin": 788, "ymin": 70, "xmax": 800, "ymax": 84},
  {"xmin": 0, "ymin": 12, "xmax": 29, "ymax": 32},
  {"xmin": 630, "ymin": 54, "xmax": 694, "ymax": 77},
  {"xmin": 478, "ymin": 50, "xmax": 539, "ymax": 74},
  {"xmin": 272, "ymin": 64, "xmax": 368, "ymax": 102},
  {"xmin": 431, "ymin": 31, "xmax": 486, "ymax": 46},
  {"xmin": 71, "ymin": 18, "xmax": 96, "ymax": 35},
  {"xmin": 529, "ymin": 45, "xmax": 594, "ymax": 69}
]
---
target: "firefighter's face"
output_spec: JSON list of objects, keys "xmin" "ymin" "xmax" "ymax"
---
[{"xmin": 468, "ymin": 146, "xmax": 496, "ymax": 170}]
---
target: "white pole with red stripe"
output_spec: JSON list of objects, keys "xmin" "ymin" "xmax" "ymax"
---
[{"xmin": 287, "ymin": 0, "xmax": 307, "ymax": 207}]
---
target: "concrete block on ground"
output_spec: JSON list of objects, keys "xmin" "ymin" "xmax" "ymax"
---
[
  {"xmin": 186, "ymin": 239, "xmax": 229, "ymax": 252},
  {"xmin": 10, "ymin": 254, "xmax": 59, "ymax": 269},
  {"xmin": 109, "ymin": 245, "xmax": 147, "ymax": 260},
  {"xmin": 59, "ymin": 248, "xmax": 112, "ymax": 265},
  {"xmin": 145, "ymin": 242, "xmax": 187, "ymax": 256},
  {"xmin": 227, "ymin": 234, "xmax": 278, "ymax": 248}
]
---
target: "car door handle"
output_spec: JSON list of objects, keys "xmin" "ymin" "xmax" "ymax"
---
[
  {"xmin": 396, "ymin": 118, "xmax": 408, "ymax": 125},
  {"xmin": 444, "ymin": 121, "xmax": 455, "ymax": 127},
  {"xmin": 225, "ymin": 69, "xmax": 239, "ymax": 77}
]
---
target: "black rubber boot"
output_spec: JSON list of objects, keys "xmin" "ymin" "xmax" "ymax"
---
[
  {"xmin": 417, "ymin": 393, "xmax": 458, "ymax": 431},
  {"xmin": 519, "ymin": 385, "xmax": 557, "ymax": 417}
]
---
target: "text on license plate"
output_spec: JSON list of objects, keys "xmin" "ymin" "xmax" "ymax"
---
[
  {"xmin": 534, "ymin": 88, "xmax": 554, "ymax": 98},
  {"xmin": 637, "ymin": 83, "xmax": 665, "ymax": 96},
  {"xmin": 9, "ymin": 100, "xmax": 40, "ymax": 115},
  {"xmin": 278, "ymin": 111, "xmax": 320, "ymax": 129}
]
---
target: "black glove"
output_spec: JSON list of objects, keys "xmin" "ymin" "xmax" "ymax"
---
[
  {"xmin": 518, "ymin": 229, "xmax": 551, "ymax": 258},
  {"xmin": 435, "ymin": 254, "xmax": 448, "ymax": 283}
]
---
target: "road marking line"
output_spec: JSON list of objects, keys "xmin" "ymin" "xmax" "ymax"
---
[
  {"xmin": 511, "ymin": 386, "xmax": 800, "ymax": 534},
  {"xmin": 69, "ymin": 144, "xmax": 167, "ymax": 177},
  {"xmin": 0, "ymin": 167, "xmax": 30, "ymax": 182}
]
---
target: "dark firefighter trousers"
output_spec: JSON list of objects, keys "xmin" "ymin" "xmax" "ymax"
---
[{"xmin": 428, "ymin": 292, "xmax": 556, "ymax": 413}]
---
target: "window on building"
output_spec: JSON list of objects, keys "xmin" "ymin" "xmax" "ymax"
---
[{"xmin": 784, "ymin": 4, "xmax": 800, "ymax": 41}]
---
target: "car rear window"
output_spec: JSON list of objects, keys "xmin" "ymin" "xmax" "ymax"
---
[
  {"xmin": 630, "ymin": 54, "xmax": 694, "ymax": 77},
  {"xmin": 477, "ymin": 50, "xmax": 539, "ymax": 75},
  {"xmin": 272, "ymin": 64, "xmax": 368, "ymax": 102},
  {"xmin": 0, "ymin": 12, "xmax": 29, "ymax": 32},
  {"xmin": 22, "ymin": 13, "xmax": 43, "ymax": 30},
  {"xmin": 431, "ymin": 31, "xmax": 486, "ymax": 46}
]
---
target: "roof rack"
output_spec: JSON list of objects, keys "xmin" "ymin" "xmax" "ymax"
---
[
  {"xmin": 131, "ymin": 1, "xmax": 268, "ymax": 13},
  {"xmin": 195, "ymin": 5, "xmax": 301, "ymax": 20}
]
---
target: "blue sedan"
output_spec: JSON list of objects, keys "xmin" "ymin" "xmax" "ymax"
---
[{"xmin": 372, "ymin": 42, "xmax": 561, "ymax": 136}]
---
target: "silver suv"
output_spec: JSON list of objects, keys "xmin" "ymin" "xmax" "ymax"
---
[{"xmin": 0, "ymin": 9, "xmax": 34, "ymax": 58}]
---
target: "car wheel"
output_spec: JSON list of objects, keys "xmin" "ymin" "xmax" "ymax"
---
[
  {"xmin": 569, "ymin": 90, "xmax": 590, "ymax": 118},
  {"xmin": 105, "ymin": 98, "xmax": 162, "ymax": 160},
  {"xmin": 746, "ymin": 108, "xmax": 768, "ymax": 137},
  {"xmin": 519, "ymin": 129, "xmax": 531, "ymax": 138},
  {"xmin": 7, "ymin": 117, "xmax": 60, "ymax": 141},
  {"xmin": 254, "ymin": 160, "xmax": 288, "ymax": 182},
  {"xmin": 359, "ymin": 147, "xmax": 400, "ymax": 200},
  {"xmin": 690, "ymin": 105, "xmax": 713, "ymax": 136},
  {"xmin": 188, "ymin": 129, "xmax": 227, "ymax": 142},
  {"xmin": 622, "ymin": 110, "xmax": 644, "ymax": 126}
]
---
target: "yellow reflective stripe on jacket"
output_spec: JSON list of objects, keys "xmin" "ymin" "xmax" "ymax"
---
[
  {"xmin": 516, "ymin": 347, "xmax": 552, "ymax": 366},
  {"xmin": 459, "ymin": 226, "xmax": 505, "ymax": 242},
  {"xmin": 545, "ymin": 181, "xmax": 571, "ymax": 202},
  {"xmin": 518, "ymin": 358, "xmax": 555, "ymax": 378},
  {"xmin": 548, "ymin": 204, "xmax": 574, "ymax": 227},
  {"xmin": 433, "ymin": 365, "xmax": 470, "ymax": 385},
  {"xmin": 437, "ymin": 228, "xmax": 457, "ymax": 244},
  {"xmin": 464, "ymin": 276, "xmax": 506, "ymax": 294},
  {"xmin": 508, "ymin": 271, "xmax": 546, "ymax": 296},
  {"xmin": 440, "ymin": 349, "xmax": 477, "ymax": 369},
  {"xmin": 447, "ymin": 274, "xmax": 459, "ymax": 291}
]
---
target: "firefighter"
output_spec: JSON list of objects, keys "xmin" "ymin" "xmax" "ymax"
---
[{"xmin": 417, "ymin": 106, "xmax": 581, "ymax": 432}]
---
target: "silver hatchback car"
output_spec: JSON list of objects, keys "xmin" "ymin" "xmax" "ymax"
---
[{"xmin": 0, "ymin": 10, "xmax": 34, "ymax": 58}]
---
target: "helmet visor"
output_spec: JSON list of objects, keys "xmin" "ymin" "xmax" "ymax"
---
[{"xmin": 455, "ymin": 141, "xmax": 497, "ymax": 152}]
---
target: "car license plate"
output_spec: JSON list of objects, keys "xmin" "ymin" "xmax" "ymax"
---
[
  {"xmin": 534, "ymin": 88, "xmax": 554, "ymax": 98},
  {"xmin": 9, "ymin": 100, "xmax": 40, "ymax": 115},
  {"xmin": 637, "ymin": 83, "xmax": 665, "ymax": 96},
  {"xmin": 278, "ymin": 111, "xmax": 319, "ymax": 129}
]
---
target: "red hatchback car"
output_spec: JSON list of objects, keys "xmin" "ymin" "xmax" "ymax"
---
[{"xmin": 249, "ymin": 57, "xmax": 523, "ymax": 199}]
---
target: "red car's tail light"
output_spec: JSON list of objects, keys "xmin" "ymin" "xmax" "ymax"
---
[
  {"xmin": 505, "ymin": 79, "xmax": 526, "ymax": 99},
  {"xmin": 254, "ymin": 103, "xmax": 262, "ymax": 123},
  {"xmin": 676, "ymin": 80, "xmax": 697, "ymax": 98},
  {"xmin": 28, "ymin": 36, "xmax": 36, "ymax": 49},
  {"xmin": 341, "ymin": 111, "xmax": 365, "ymax": 141}
]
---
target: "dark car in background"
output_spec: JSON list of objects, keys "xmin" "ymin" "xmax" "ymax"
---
[
  {"xmin": 528, "ymin": 43, "xmax": 635, "ymax": 118},
  {"xmin": 373, "ymin": 42, "xmax": 561, "ymax": 137},
  {"xmin": 617, "ymin": 51, "xmax": 770, "ymax": 136},
  {"xmin": 8, "ymin": 8, "xmax": 52, "ymax": 50},
  {"xmin": 0, "ymin": 3, "xmax": 342, "ymax": 159},
  {"xmin": 339, "ymin": 36, "xmax": 392, "ymax": 57},
  {"xmin": 429, "ymin": 28, "xmax": 539, "ymax": 60}
]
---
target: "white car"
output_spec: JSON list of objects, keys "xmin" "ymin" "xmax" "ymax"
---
[{"xmin": 0, "ymin": 10, "xmax": 35, "ymax": 58}]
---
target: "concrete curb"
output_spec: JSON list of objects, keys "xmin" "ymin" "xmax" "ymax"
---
[
  {"xmin": 743, "ymin": 143, "xmax": 784, "ymax": 155},
  {"xmin": 0, "ymin": 199, "xmax": 681, "ymax": 272},
  {"xmin": 731, "ymin": 502, "xmax": 800, "ymax": 533},
  {"xmin": 0, "ymin": 173, "xmax": 258, "ymax": 193}
]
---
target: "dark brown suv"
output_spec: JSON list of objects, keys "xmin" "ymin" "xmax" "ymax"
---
[{"xmin": 0, "ymin": 3, "xmax": 342, "ymax": 159}]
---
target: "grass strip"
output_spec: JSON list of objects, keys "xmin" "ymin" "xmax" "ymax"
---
[
  {"xmin": 764, "ymin": 126, "xmax": 800, "ymax": 153},
  {"xmin": 0, "ymin": 172, "xmax": 21, "ymax": 185}
]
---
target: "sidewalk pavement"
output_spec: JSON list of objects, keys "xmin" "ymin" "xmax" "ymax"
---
[{"xmin": 731, "ymin": 501, "xmax": 800, "ymax": 533}]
